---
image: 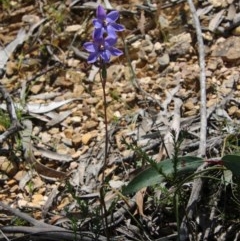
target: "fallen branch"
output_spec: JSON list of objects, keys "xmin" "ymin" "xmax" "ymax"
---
[
  {"xmin": 0, "ymin": 202, "xmax": 106, "ymax": 241},
  {"xmin": 180, "ymin": 0, "xmax": 207, "ymax": 239},
  {"xmin": 187, "ymin": 0, "xmax": 207, "ymax": 157}
]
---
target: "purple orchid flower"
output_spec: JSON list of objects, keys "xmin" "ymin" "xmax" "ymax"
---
[
  {"xmin": 93, "ymin": 5, "xmax": 125, "ymax": 38},
  {"xmin": 83, "ymin": 33, "xmax": 123, "ymax": 63}
]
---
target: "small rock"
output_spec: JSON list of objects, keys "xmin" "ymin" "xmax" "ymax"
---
[
  {"xmin": 154, "ymin": 42, "xmax": 163, "ymax": 52},
  {"xmin": 54, "ymin": 76, "xmax": 73, "ymax": 87},
  {"xmin": 30, "ymin": 83, "xmax": 44, "ymax": 94},
  {"xmin": 235, "ymin": 110, "xmax": 240, "ymax": 118},
  {"xmin": 208, "ymin": 0, "xmax": 228, "ymax": 7},
  {"xmin": 71, "ymin": 116, "xmax": 81, "ymax": 123},
  {"xmin": 208, "ymin": 59, "xmax": 218, "ymax": 70},
  {"xmin": 228, "ymin": 105, "xmax": 238, "ymax": 115},
  {"xmin": 72, "ymin": 134, "xmax": 82, "ymax": 145},
  {"xmin": 81, "ymin": 133, "xmax": 93, "ymax": 145},
  {"xmin": 40, "ymin": 132, "xmax": 51, "ymax": 143},
  {"xmin": 57, "ymin": 143, "xmax": 71, "ymax": 155},
  {"xmin": 6, "ymin": 61, "xmax": 17, "ymax": 76},
  {"xmin": 65, "ymin": 24, "xmax": 82, "ymax": 32},
  {"xmin": 85, "ymin": 97, "xmax": 100, "ymax": 104},
  {"xmin": 158, "ymin": 53, "xmax": 170, "ymax": 67},
  {"xmin": 232, "ymin": 26, "xmax": 240, "ymax": 36},
  {"xmin": 67, "ymin": 58, "xmax": 80, "ymax": 67},
  {"xmin": 168, "ymin": 33, "xmax": 192, "ymax": 56},
  {"xmin": 184, "ymin": 101, "xmax": 196, "ymax": 111},
  {"xmin": 83, "ymin": 120, "xmax": 98, "ymax": 130},
  {"xmin": 211, "ymin": 36, "xmax": 240, "ymax": 62},
  {"xmin": 0, "ymin": 156, "xmax": 18, "ymax": 177},
  {"xmin": 141, "ymin": 39, "xmax": 153, "ymax": 53},
  {"xmin": 64, "ymin": 128, "xmax": 73, "ymax": 139}
]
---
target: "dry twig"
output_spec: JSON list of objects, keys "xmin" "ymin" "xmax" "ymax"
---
[
  {"xmin": 180, "ymin": 0, "xmax": 207, "ymax": 239},
  {"xmin": 0, "ymin": 202, "xmax": 107, "ymax": 241}
]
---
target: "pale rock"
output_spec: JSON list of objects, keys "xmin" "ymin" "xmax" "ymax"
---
[
  {"xmin": 154, "ymin": 42, "xmax": 163, "ymax": 52},
  {"xmin": 81, "ymin": 133, "xmax": 93, "ymax": 145},
  {"xmin": 207, "ymin": 98, "xmax": 218, "ymax": 107},
  {"xmin": 158, "ymin": 53, "xmax": 170, "ymax": 67},
  {"xmin": 40, "ymin": 132, "xmax": 51, "ymax": 143},
  {"xmin": 71, "ymin": 150, "xmax": 81, "ymax": 159},
  {"xmin": 48, "ymin": 128, "xmax": 59, "ymax": 135},
  {"xmin": 208, "ymin": 0, "xmax": 228, "ymax": 7},
  {"xmin": 113, "ymin": 111, "xmax": 121, "ymax": 118},
  {"xmin": 85, "ymin": 97, "xmax": 100, "ymax": 104},
  {"xmin": 141, "ymin": 39, "xmax": 153, "ymax": 53},
  {"xmin": 168, "ymin": 33, "xmax": 192, "ymax": 56},
  {"xmin": 184, "ymin": 101, "xmax": 196, "ymax": 111},
  {"xmin": 64, "ymin": 128, "xmax": 73, "ymax": 139},
  {"xmin": 235, "ymin": 110, "xmax": 240, "ymax": 118},
  {"xmin": 30, "ymin": 83, "xmax": 44, "ymax": 94},
  {"xmin": 83, "ymin": 120, "xmax": 98, "ymax": 130},
  {"xmin": 72, "ymin": 85, "xmax": 84, "ymax": 98},
  {"xmin": 0, "ymin": 156, "xmax": 18, "ymax": 177},
  {"xmin": 185, "ymin": 109, "xmax": 198, "ymax": 116},
  {"xmin": 232, "ymin": 26, "xmax": 240, "ymax": 36},
  {"xmin": 71, "ymin": 116, "xmax": 81, "ymax": 123},
  {"xmin": 131, "ymin": 40, "xmax": 141, "ymax": 49},
  {"xmin": 32, "ymin": 194, "xmax": 45, "ymax": 206},
  {"xmin": 69, "ymin": 161, "xmax": 78, "ymax": 170},
  {"xmin": 211, "ymin": 36, "xmax": 240, "ymax": 62},
  {"xmin": 6, "ymin": 61, "xmax": 17, "ymax": 76},
  {"xmin": 65, "ymin": 24, "xmax": 82, "ymax": 32},
  {"xmin": 208, "ymin": 59, "xmax": 218, "ymax": 70},
  {"xmin": 67, "ymin": 58, "xmax": 80, "ymax": 67},
  {"xmin": 72, "ymin": 134, "xmax": 82, "ymax": 145},
  {"xmin": 228, "ymin": 105, "xmax": 238, "ymax": 115},
  {"xmin": 57, "ymin": 143, "xmax": 71, "ymax": 155},
  {"xmin": 14, "ymin": 170, "xmax": 27, "ymax": 181}
]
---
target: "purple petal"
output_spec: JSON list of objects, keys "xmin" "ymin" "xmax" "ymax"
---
[
  {"xmin": 93, "ymin": 28, "xmax": 104, "ymax": 39},
  {"xmin": 106, "ymin": 11, "xmax": 119, "ymax": 22},
  {"xmin": 105, "ymin": 37, "xmax": 117, "ymax": 47},
  {"xmin": 109, "ymin": 46, "xmax": 123, "ymax": 56},
  {"xmin": 110, "ymin": 22, "xmax": 125, "ymax": 31},
  {"xmin": 100, "ymin": 50, "xmax": 111, "ymax": 63},
  {"xmin": 105, "ymin": 26, "xmax": 117, "ymax": 38},
  {"xmin": 96, "ymin": 5, "xmax": 106, "ymax": 20},
  {"xmin": 83, "ymin": 42, "xmax": 97, "ymax": 53},
  {"xmin": 93, "ymin": 19, "xmax": 103, "ymax": 28},
  {"xmin": 88, "ymin": 52, "xmax": 98, "ymax": 63}
]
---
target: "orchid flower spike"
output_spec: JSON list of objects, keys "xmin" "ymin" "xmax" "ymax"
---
[
  {"xmin": 83, "ymin": 32, "xmax": 123, "ymax": 63},
  {"xmin": 93, "ymin": 5, "xmax": 125, "ymax": 38}
]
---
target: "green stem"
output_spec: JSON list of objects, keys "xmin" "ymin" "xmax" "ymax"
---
[{"xmin": 101, "ymin": 63, "xmax": 108, "ymax": 182}]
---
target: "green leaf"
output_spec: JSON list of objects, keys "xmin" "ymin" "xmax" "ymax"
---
[
  {"xmin": 222, "ymin": 154, "xmax": 240, "ymax": 177},
  {"xmin": 122, "ymin": 156, "xmax": 203, "ymax": 195}
]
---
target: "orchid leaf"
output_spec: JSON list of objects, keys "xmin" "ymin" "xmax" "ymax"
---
[
  {"xmin": 122, "ymin": 156, "xmax": 203, "ymax": 195},
  {"xmin": 222, "ymin": 154, "xmax": 240, "ymax": 177}
]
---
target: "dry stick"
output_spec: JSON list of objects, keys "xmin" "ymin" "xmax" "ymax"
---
[
  {"xmin": 188, "ymin": 1, "xmax": 207, "ymax": 157},
  {"xmin": 180, "ymin": 0, "xmax": 207, "ymax": 240},
  {"xmin": 0, "ymin": 229, "xmax": 10, "ymax": 241},
  {"xmin": 0, "ymin": 202, "xmax": 106, "ymax": 241}
]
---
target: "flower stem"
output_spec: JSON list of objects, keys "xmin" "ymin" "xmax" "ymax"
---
[
  {"xmin": 100, "ymin": 62, "xmax": 110, "ymax": 240},
  {"xmin": 101, "ymin": 63, "xmax": 108, "ymax": 182}
]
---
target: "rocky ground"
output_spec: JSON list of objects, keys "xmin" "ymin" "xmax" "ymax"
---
[{"xmin": 0, "ymin": 0, "xmax": 240, "ymax": 240}]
